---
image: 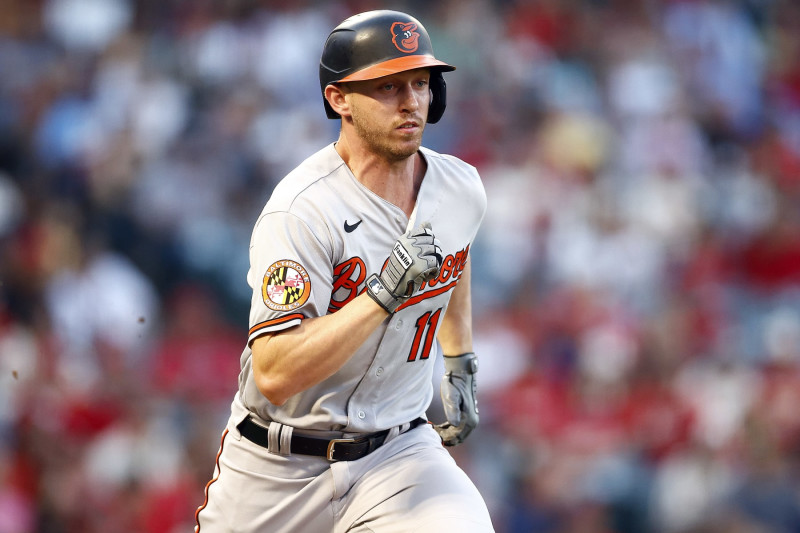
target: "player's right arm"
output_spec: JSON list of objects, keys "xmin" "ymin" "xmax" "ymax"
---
[
  {"xmin": 251, "ymin": 292, "xmax": 387, "ymax": 406},
  {"xmin": 251, "ymin": 222, "xmax": 442, "ymax": 406}
]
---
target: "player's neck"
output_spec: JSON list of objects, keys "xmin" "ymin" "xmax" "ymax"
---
[{"xmin": 335, "ymin": 138, "xmax": 426, "ymax": 218}]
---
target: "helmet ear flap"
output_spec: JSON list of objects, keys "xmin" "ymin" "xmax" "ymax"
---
[{"xmin": 427, "ymin": 70, "xmax": 447, "ymax": 124}]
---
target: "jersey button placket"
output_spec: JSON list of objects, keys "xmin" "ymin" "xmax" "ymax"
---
[{"xmin": 357, "ymin": 411, "xmax": 366, "ymax": 419}]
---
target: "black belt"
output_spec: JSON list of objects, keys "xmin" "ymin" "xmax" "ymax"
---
[{"xmin": 237, "ymin": 417, "xmax": 427, "ymax": 462}]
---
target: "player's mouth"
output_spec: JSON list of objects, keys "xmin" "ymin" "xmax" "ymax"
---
[{"xmin": 397, "ymin": 121, "xmax": 421, "ymax": 133}]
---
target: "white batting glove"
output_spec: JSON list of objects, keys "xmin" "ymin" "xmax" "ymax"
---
[
  {"xmin": 367, "ymin": 222, "xmax": 442, "ymax": 314},
  {"xmin": 434, "ymin": 352, "xmax": 479, "ymax": 446}
]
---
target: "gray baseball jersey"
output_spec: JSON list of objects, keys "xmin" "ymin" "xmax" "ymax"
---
[{"xmin": 231, "ymin": 142, "xmax": 486, "ymax": 433}]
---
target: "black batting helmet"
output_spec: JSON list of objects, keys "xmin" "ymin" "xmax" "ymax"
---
[{"xmin": 319, "ymin": 10, "xmax": 455, "ymax": 124}]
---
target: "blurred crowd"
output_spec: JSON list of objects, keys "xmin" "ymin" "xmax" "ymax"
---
[{"xmin": 1, "ymin": 0, "xmax": 799, "ymax": 531}]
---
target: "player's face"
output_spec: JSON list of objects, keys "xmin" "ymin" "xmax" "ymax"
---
[{"xmin": 344, "ymin": 68, "xmax": 431, "ymax": 162}]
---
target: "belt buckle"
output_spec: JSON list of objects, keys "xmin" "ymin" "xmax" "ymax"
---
[{"xmin": 326, "ymin": 437, "xmax": 357, "ymax": 461}]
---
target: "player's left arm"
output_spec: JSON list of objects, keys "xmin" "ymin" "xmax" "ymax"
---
[
  {"xmin": 436, "ymin": 258, "xmax": 473, "ymax": 354},
  {"xmin": 434, "ymin": 258, "xmax": 480, "ymax": 446}
]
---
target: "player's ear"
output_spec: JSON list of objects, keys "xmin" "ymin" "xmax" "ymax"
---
[{"xmin": 325, "ymin": 83, "xmax": 351, "ymax": 119}]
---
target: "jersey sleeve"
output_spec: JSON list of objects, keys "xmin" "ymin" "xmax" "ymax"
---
[{"xmin": 246, "ymin": 211, "xmax": 333, "ymax": 344}]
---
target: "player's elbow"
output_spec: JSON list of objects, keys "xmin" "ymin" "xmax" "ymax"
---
[
  {"xmin": 254, "ymin": 371, "xmax": 291, "ymax": 406},
  {"xmin": 251, "ymin": 334, "xmax": 292, "ymax": 405},
  {"xmin": 252, "ymin": 335, "xmax": 294, "ymax": 405}
]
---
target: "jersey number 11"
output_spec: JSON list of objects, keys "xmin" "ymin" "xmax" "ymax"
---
[{"xmin": 407, "ymin": 308, "xmax": 443, "ymax": 362}]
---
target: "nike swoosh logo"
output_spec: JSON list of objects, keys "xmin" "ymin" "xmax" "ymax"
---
[{"xmin": 344, "ymin": 219, "xmax": 362, "ymax": 233}]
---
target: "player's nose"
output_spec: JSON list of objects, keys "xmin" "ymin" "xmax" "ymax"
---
[{"xmin": 398, "ymin": 83, "xmax": 422, "ymax": 114}]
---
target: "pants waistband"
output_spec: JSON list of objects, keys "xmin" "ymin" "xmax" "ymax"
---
[{"xmin": 237, "ymin": 417, "xmax": 427, "ymax": 462}]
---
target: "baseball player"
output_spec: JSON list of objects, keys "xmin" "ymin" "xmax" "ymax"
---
[{"xmin": 195, "ymin": 10, "xmax": 494, "ymax": 532}]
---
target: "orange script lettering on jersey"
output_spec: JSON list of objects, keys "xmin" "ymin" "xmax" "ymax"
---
[
  {"xmin": 420, "ymin": 244, "xmax": 470, "ymax": 289},
  {"xmin": 327, "ymin": 245, "xmax": 470, "ymax": 313},
  {"xmin": 328, "ymin": 256, "xmax": 367, "ymax": 313}
]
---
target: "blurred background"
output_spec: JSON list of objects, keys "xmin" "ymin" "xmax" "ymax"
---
[{"xmin": 1, "ymin": 0, "xmax": 799, "ymax": 531}]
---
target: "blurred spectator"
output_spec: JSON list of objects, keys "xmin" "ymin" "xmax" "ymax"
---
[
  {"xmin": 149, "ymin": 282, "xmax": 241, "ymax": 405},
  {"xmin": 44, "ymin": 0, "xmax": 132, "ymax": 53}
]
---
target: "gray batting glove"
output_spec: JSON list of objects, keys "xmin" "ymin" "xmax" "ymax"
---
[
  {"xmin": 434, "ymin": 352, "xmax": 479, "ymax": 446},
  {"xmin": 366, "ymin": 222, "xmax": 442, "ymax": 314}
]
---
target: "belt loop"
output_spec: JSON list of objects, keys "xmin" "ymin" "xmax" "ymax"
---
[
  {"xmin": 279, "ymin": 424, "xmax": 293, "ymax": 456},
  {"xmin": 267, "ymin": 422, "xmax": 283, "ymax": 455},
  {"xmin": 384, "ymin": 425, "xmax": 401, "ymax": 445}
]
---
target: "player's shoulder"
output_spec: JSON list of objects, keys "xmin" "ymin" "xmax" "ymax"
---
[
  {"xmin": 420, "ymin": 146, "xmax": 479, "ymax": 175},
  {"xmin": 420, "ymin": 146, "xmax": 483, "ymax": 189},
  {"xmin": 266, "ymin": 143, "xmax": 345, "ymax": 212},
  {"xmin": 421, "ymin": 146, "xmax": 485, "ymax": 202}
]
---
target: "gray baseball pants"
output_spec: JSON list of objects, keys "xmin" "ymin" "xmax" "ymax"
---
[{"xmin": 195, "ymin": 417, "xmax": 494, "ymax": 532}]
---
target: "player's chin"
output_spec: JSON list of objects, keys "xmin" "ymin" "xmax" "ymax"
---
[
  {"xmin": 393, "ymin": 129, "xmax": 423, "ymax": 149},
  {"xmin": 391, "ymin": 140, "xmax": 422, "ymax": 160}
]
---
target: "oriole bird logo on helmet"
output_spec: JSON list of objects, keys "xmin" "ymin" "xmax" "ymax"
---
[{"xmin": 391, "ymin": 22, "xmax": 420, "ymax": 53}]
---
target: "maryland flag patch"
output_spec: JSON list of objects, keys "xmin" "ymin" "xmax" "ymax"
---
[{"xmin": 262, "ymin": 260, "xmax": 311, "ymax": 311}]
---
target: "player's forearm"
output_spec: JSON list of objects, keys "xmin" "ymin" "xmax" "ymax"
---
[
  {"xmin": 436, "ymin": 259, "xmax": 473, "ymax": 355},
  {"xmin": 251, "ymin": 292, "xmax": 388, "ymax": 405}
]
